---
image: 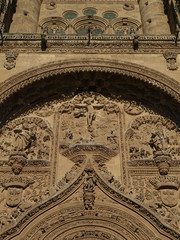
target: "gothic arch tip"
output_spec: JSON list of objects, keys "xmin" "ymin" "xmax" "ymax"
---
[{"xmin": 1, "ymin": 163, "xmax": 179, "ymax": 240}]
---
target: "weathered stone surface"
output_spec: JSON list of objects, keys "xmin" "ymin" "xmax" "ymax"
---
[{"xmin": 0, "ymin": 0, "xmax": 179, "ymax": 239}]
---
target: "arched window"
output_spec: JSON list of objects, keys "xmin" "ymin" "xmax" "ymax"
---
[
  {"xmin": 39, "ymin": 17, "xmax": 68, "ymax": 35},
  {"xmin": 72, "ymin": 16, "xmax": 108, "ymax": 36},
  {"xmin": 113, "ymin": 17, "xmax": 141, "ymax": 36}
]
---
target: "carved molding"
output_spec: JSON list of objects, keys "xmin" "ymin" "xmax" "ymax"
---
[
  {"xmin": 0, "ymin": 33, "xmax": 179, "ymax": 55},
  {"xmin": 43, "ymin": 0, "xmax": 137, "ymax": 3},
  {"xmin": 150, "ymin": 175, "xmax": 180, "ymax": 190},
  {"xmin": 0, "ymin": 59, "xmax": 179, "ymax": 106},
  {"xmin": 0, "ymin": 176, "xmax": 34, "ymax": 189},
  {"xmin": 62, "ymin": 230, "xmax": 119, "ymax": 240}
]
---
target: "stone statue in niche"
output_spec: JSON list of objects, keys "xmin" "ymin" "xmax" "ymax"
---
[
  {"xmin": 83, "ymin": 168, "xmax": 96, "ymax": 210},
  {"xmin": 59, "ymin": 93, "xmax": 120, "ymax": 152},
  {"xmin": 149, "ymin": 122, "xmax": 169, "ymax": 152},
  {"xmin": 149, "ymin": 122, "xmax": 172, "ymax": 175}
]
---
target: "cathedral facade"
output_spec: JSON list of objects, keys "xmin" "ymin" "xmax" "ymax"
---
[{"xmin": 0, "ymin": 0, "xmax": 180, "ymax": 239}]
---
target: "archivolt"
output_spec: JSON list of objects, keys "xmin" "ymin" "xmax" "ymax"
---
[{"xmin": 0, "ymin": 58, "xmax": 180, "ymax": 104}]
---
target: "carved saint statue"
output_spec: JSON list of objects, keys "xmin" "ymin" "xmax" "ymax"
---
[
  {"xmin": 150, "ymin": 122, "xmax": 169, "ymax": 152},
  {"xmin": 83, "ymin": 170, "xmax": 95, "ymax": 210}
]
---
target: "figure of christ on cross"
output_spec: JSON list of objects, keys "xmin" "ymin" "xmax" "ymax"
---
[{"xmin": 74, "ymin": 97, "xmax": 104, "ymax": 130}]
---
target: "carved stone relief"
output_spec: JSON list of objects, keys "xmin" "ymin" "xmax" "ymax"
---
[
  {"xmin": 128, "ymin": 174, "xmax": 180, "ymax": 232},
  {"xmin": 59, "ymin": 92, "xmax": 120, "ymax": 153},
  {"xmin": 0, "ymin": 0, "xmax": 180, "ymax": 236},
  {"xmin": 163, "ymin": 52, "xmax": 178, "ymax": 71},
  {"xmin": 149, "ymin": 175, "xmax": 180, "ymax": 231},
  {"xmin": 0, "ymin": 173, "xmax": 50, "ymax": 232},
  {"xmin": 0, "ymin": 117, "xmax": 53, "ymax": 160},
  {"xmin": 83, "ymin": 166, "xmax": 96, "ymax": 210},
  {"xmin": 62, "ymin": 230, "xmax": 119, "ymax": 240},
  {"xmin": 127, "ymin": 116, "xmax": 179, "ymax": 161},
  {"xmin": 0, "ymin": 90, "xmax": 179, "ymax": 239},
  {"xmin": 45, "ymin": 1, "xmax": 57, "ymax": 10},
  {"xmin": 123, "ymin": 100, "xmax": 144, "ymax": 115},
  {"xmin": 4, "ymin": 51, "xmax": 18, "ymax": 70}
]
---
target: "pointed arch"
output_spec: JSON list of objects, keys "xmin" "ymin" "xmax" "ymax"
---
[{"xmin": 1, "ymin": 164, "xmax": 179, "ymax": 240}]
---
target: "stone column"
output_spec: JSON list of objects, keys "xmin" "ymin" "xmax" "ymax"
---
[
  {"xmin": 139, "ymin": 0, "xmax": 170, "ymax": 34},
  {"xmin": 10, "ymin": 0, "xmax": 42, "ymax": 33}
]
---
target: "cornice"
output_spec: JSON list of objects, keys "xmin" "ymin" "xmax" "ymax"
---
[
  {"xmin": 43, "ymin": 0, "xmax": 137, "ymax": 3},
  {"xmin": 0, "ymin": 33, "xmax": 179, "ymax": 54}
]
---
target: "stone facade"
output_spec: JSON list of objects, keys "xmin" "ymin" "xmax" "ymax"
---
[{"xmin": 0, "ymin": 0, "xmax": 180, "ymax": 239}]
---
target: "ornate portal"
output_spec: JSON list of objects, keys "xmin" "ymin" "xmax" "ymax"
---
[
  {"xmin": 0, "ymin": 0, "xmax": 180, "ymax": 239},
  {"xmin": 0, "ymin": 87, "xmax": 179, "ymax": 239}
]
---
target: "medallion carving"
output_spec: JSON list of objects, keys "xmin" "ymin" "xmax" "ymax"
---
[
  {"xmin": 0, "ymin": 173, "xmax": 50, "ymax": 232},
  {"xmin": 160, "ymin": 189, "xmax": 179, "ymax": 207},
  {"xmin": 45, "ymin": 1, "xmax": 57, "ymax": 10},
  {"xmin": 0, "ymin": 174, "xmax": 34, "ymax": 231}
]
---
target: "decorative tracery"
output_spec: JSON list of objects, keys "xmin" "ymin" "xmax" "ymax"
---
[{"xmin": 39, "ymin": 15, "xmax": 141, "ymax": 36}]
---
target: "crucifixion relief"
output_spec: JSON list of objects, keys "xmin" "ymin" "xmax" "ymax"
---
[{"xmin": 74, "ymin": 96, "xmax": 104, "ymax": 131}]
